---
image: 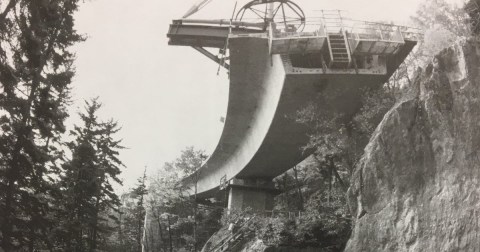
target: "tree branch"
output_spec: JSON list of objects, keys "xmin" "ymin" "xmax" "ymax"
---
[{"xmin": 332, "ymin": 164, "xmax": 348, "ymax": 192}]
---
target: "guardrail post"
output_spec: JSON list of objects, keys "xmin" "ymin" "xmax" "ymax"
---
[
  {"xmin": 338, "ymin": 10, "xmax": 343, "ymax": 33},
  {"xmin": 397, "ymin": 26, "xmax": 405, "ymax": 43},
  {"xmin": 378, "ymin": 23, "xmax": 384, "ymax": 40}
]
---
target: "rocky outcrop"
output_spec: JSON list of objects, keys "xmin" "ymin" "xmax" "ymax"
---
[{"xmin": 345, "ymin": 39, "xmax": 480, "ymax": 251}]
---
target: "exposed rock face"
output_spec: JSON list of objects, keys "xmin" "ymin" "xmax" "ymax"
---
[{"xmin": 346, "ymin": 40, "xmax": 480, "ymax": 251}]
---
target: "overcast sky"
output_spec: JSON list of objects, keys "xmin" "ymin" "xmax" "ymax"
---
[{"xmin": 71, "ymin": 0, "xmax": 465, "ymax": 191}]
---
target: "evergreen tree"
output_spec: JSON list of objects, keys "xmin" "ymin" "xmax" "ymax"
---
[
  {"xmin": 60, "ymin": 98, "xmax": 124, "ymax": 251},
  {"xmin": 0, "ymin": 0, "xmax": 84, "ymax": 250},
  {"xmin": 120, "ymin": 170, "xmax": 148, "ymax": 252}
]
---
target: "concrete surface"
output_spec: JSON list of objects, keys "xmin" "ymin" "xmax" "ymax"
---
[{"xmin": 189, "ymin": 36, "xmax": 415, "ymax": 198}]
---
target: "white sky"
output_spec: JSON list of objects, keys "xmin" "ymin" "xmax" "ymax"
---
[{"xmin": 71, "ymin": 0, "xmax": 465, "ymax": 190}]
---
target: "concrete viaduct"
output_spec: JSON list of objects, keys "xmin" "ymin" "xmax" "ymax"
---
[{"xmin": 167, "ymin": 0, "xmax": 419, "ymax": 211}]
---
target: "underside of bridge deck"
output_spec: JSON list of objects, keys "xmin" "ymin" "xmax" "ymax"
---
[{"xmin": 188, "ymin": 37, "xmax": 415, "ymax": 207}]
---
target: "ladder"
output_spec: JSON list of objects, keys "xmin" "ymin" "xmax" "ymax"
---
[
  {"xmin": 320, "ymin": 10, "xmax": 352, "ymax": 68},
  {"xmin": 328, "ymin": 33, "xmax": 351, "ymax": 68}
]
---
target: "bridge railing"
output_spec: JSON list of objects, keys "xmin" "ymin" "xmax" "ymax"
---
[
  {"xmin": 170, "ymin": 11, "xmax": 421, "ymax": 56},
  {"xmin": 173, "ymin": 13, "xmax": 422, "ymax": 42},
  {"xmin": 311, "ymin": 10, "xmax": 422, "ymax": 41}
]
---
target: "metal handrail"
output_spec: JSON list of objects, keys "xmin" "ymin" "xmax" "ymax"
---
[{"xmin": 175, "ymin": 10, "xmax": 423, "ymax": 42}]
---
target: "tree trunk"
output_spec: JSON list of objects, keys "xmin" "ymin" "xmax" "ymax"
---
[
  {"xmin": 149, "ymin": 226, "xmax": 155, "ymax": 252},
  {"xmin": 91, "ymin": 172, "xmax": 104, "ymax": 252},
  {"xmin": 292, "ymin": 166, "xmax": 304, "ymax": 211},
  {"xmin": 138, "ymin": 215, "xmax": 142, "ymax": 252},
  {"xmin": 119, "ymin": 209, "xmax": 125, "ymax": 252},
  {"xmin": 331, "ymin": 163, "xmax": 348, "ymax": 192},
  {"xmin": 283, "ymin": 174, "xmax": 289, "ymax": 208},
  {"xmin": 155, "ymin": 211, "xmax": 165, "ymax": 252},
  {"xmin": 328, "ymin": 157, "xmax": 333, "ymax": 204},
  {"xmin": 193, "ymin": 175, "xmax": 198, "ymax": 252},
  {"xmin": 167, "ymin": 216, "xmax": 173, "ymax": 252},
  {"xmin": 91, "ymin": 195, "xmax": 100, "ymax": 252}
]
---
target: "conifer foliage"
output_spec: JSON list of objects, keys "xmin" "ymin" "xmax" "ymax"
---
[
  {"xmin": 60, "ymin": 99, "xmax": 124, "ymax": 251},
  {"xmin": 0, "ymin": 0, "xmax": 84, "ymax": 250}
]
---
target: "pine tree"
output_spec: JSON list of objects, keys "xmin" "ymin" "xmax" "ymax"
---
[
  {"xmin": 60, "ymin": 98, "xmax": 124, "ymax": 251},
  {"xmin": 0, "ymin": 0, "xmax": 84, "ymax": 250}
]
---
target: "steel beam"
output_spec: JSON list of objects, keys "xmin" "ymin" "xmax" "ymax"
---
[
  {"xmin": 192, "ymin": 46, "xmax": 230, "ymax": 70},
  {"xmin": 167, "ymin": 23, "xmax": 263, "ymax": 48}
]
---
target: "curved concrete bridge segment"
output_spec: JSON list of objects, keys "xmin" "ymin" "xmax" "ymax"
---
[
  {"xmin": 166, "ymin": 14, "xmax": 418, "ymax": 209},
  {"xmin": 187, "ymin": 35, "xmax": 416, "ymax": 199}
]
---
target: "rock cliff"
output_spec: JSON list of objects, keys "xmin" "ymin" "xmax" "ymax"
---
[{"xmin": 346, "ymin": 39, "xmax": 480, "ymax": 251}]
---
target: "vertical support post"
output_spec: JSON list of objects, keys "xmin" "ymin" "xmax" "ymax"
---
[
  {"xmin": 338, "ymin": 10, "xmax": 343, "ymax": 33},
  {"xmin": 378, "ymin": 23, "xmax": 384, "ymax": 40},
  {"xmin": 397, "ymin": 26, "xmax": 405, "ymax": 43},
  {"xmin": 267, "ymin": 2, "xmax": 274, "ymax": 19},
  {"xmin": 266, "ymin": 2, "xmax": 274, "ymax": 58},
  {"xmin": 292, "ymin": 166, "xmax": 304, "ymax": 211},
  {"xmin": 268, "ymin": 22, "xmax": 274, "ymax": 55},
  {"xmin": 321, "ymin": 10, "xmax": 327, "ymax": 33},
  {"xmin": 321, "ymin": 54, "xmax": 327, "ymax": 73},
  {"xmin": 193, "ymin": 173, "xmax": 198, "ymax": 252},
  {"xmin": 338, "ymin": 10, "xmax": 352, "ymax": 67}
]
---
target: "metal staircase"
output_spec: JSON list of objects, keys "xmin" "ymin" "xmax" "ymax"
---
[
  {"xmin": 319, "ymin": 10, "xmax": 352, "ymax": 69},
  {"xmin": 327, "ymin": 33, "xmax": 351, "ymax": 68}
]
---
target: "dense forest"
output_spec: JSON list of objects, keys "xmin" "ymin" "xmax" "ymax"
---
[
  {"xmin": 0, "ymin": 0, "xmax": 145, "ymax": 251},
  {"xmin": 0, "ymin": 0, "xmax": 478, "ymax": 252}
]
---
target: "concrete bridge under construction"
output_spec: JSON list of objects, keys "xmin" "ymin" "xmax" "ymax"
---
[{"xmin": 167, "ymin": 0, "xmax": 419, "ymax": 211}]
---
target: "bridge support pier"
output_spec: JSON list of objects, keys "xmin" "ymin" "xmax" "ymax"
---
[{"xmin": 227, "ymin": 178, "xmax": 278, "ymax": 211}]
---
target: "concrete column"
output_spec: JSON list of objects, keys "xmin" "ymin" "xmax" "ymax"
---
[{"xmin": 227, "ymin": 178, "xmax": 278, "ymax": 211}]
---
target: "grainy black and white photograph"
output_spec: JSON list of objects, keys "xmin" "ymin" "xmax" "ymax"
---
[{"xmin": 0, "ymin": 0, "xmax": 478, "ymax": 251}]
